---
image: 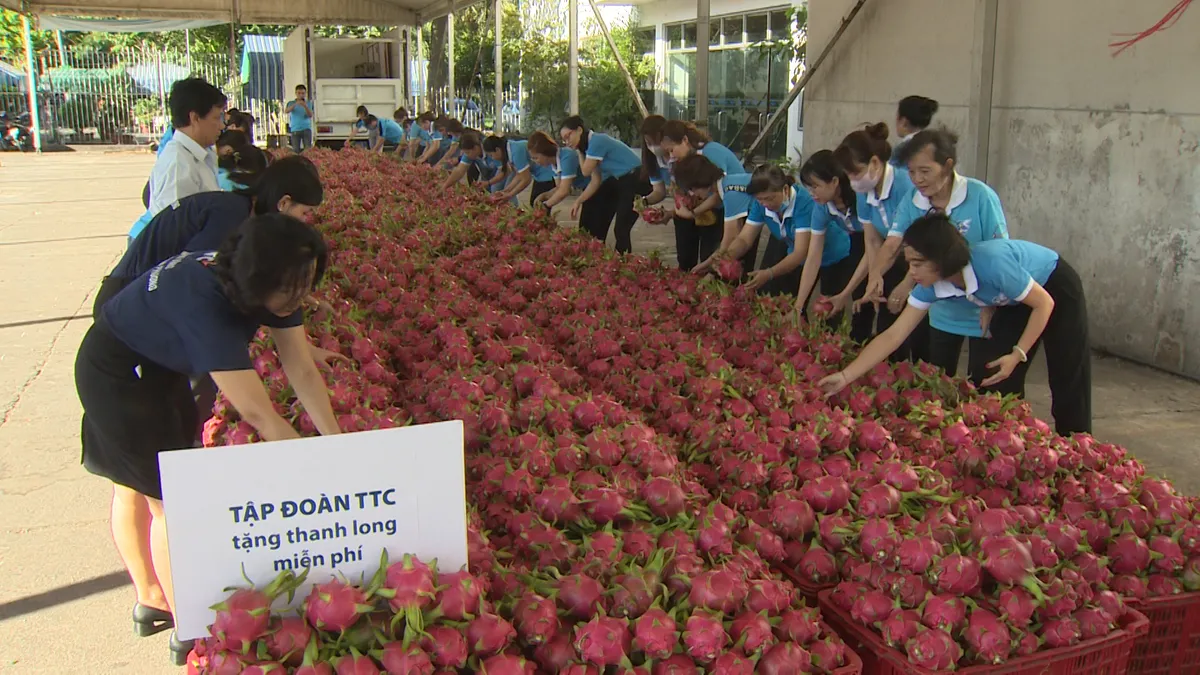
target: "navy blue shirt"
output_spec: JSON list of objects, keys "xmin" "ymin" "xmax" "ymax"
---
[
  {"xmin": 102, "ymin": 252, "xmax": 303, "ymax": 375},
  {"xmin": 111, "ymin": 192, "xmax": 253, "ymax": 281}
]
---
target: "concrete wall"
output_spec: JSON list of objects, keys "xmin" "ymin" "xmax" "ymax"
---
[{"xmin": 805, "ymin": 0, "xmax": 1200, "ymax": 378}]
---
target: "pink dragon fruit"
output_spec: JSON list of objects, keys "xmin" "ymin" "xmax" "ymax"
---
[
  {"xmin": 304, "ymin": 580, "xmax": 373, "ymax": 633},
  {"xmin": 480, "ymin": 654, "xmax": 536, "ymax": 675},
  {"xmin": 964, "ymin": 609, "xmax": 1012, "ymax": 664},
  {"xmin": 633, "ymin": 608, "xmax": 678, "ymax": 659},
  {"xmin": 683, "ymin": 609, "xmax": 728, "ymax": 664},
  {"xmin": 467, "ymin": 613, "xmax": 517, "ymax": 655},
  {"xmin": 757, "ymin": 642, "xmax": 812, "ymax": 675},
  {"xmin": 420, "ymin": 625, "xmax": 469, "ymax": 669},
  {"xmin": 372, "ymin": 642, "xmax": 434, "ymax": 675},
  {"xmin": 905, "ymin": 628, "xmax": 962, "ymax": 670},
  {"xmin": 264, "ymin": 617, "xmax": 313, "ymax": 665},
  {"xmin": 434, "ymin": 570, "xmax": 484, "ymax": 620},
  {"xmin": 729, "ymin": 611, "xmax": 776, "ymax": 657},
  {"xmin": 573, "ymin": 615, "xmax": 633, "ymax": 667}
]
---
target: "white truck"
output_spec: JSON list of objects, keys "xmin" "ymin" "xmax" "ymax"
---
[{"xmin": 283, "ymin": 28, "xmax": 406, "ymax": 147}]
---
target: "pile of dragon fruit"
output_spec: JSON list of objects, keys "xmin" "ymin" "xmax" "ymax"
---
[{"xmin": 197, "ymin": 149, "xmax": 1200, "ymax": 672}]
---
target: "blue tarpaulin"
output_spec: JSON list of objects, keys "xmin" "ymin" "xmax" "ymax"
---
[
  {"xmin": 126, "ymin": 63, "xmax": 192, "ymax": 95},
  {"xmin": 241, "ymin": 35, "xmax": 284, "ymax": 101}
]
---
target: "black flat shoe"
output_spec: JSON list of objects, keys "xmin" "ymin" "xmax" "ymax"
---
[
  {"xmin": 132, "ymin": 603, "xmax": 173, "ymax": 637},
  {"xmin": 169, "ymin": 631, "xmax": 194, "ymax": 667}
]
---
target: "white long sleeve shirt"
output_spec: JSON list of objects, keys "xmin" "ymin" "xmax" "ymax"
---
[{"xmin": 147, "ymin": 131, "xmax": 219, "ymax": 218}]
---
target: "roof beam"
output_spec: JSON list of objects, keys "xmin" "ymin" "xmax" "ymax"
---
[{"xmin": 2, "ymin": 0, "xmax": 417, "ymax": 26}]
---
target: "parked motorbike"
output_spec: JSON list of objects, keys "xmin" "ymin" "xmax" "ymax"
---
[{"xmin": 1, "ymin": 112, "xmax": 34, "ymax": 151}]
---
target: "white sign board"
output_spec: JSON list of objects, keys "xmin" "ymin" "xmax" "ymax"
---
[{"xmin": 160, "ymin": 421, "xmax": 467, "ymax": 640}]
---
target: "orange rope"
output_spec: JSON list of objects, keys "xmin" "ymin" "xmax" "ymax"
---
[{"xmin": 1110, "ymin": 0, "xmax": 1193, "ymax": 56}]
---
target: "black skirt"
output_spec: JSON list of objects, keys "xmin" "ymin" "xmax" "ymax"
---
[{"xmin": 75, "ymin": 316, "xmax": 196, "ymax": 500}]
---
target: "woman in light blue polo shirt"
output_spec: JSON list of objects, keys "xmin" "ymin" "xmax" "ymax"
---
[
  {"xmin": 867, "ymin": 128, "xmax": 1010, "ymax": 380},
  {"xmin": 819, "ymin": 213, "xmax": 1091, "ymax": 435},
  {"xmin": 495, "ymin": 133, "xmax": 560, "ymax": 206},
  {"xmin": 482, "ymin": 135, "xmax": 513, "ymax": 198},
  {"xmin": 561, "ymin": 115, "xmax": 649, "ymax": 254},
  {"xmin": 731, "ymin": 165, "xmax": 822, "ymax": 297},
  {"xmin": 639, "ymin": 116, "xmax": 675, "ymax": 221},
  {"xmin": 660, "ymin": 120, "xmax": 744, "ymax": 269},
  {"xmin": 527, "ymin": 132, "xmax": 591, "ymax": 214},
  {"xmin": 792, "ymin": 151, "xmax": 864, "ymax": 335},
  {"xmin": 673, "ymin": 154, "xmax": 760, "ymax": 279},
  {"xmin": 835, "ymin": 122, "xmax": 923, "ymax": 358}
]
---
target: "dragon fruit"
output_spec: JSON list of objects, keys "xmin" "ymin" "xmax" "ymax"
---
[
  {"xmin": 632, "ymin": 608, "xmax": 678, "ymax": 659},
  {"xmin": 906, "ymin": 628, "xmax": 962, "ymax": 670},
  {"xmin": 420, "ymin": 625, "xmax": 470, "ymax": 669},
  {"xmin": 757, "ymin": 642, "xmax": 812, "ymax": 675},
  {"xmin": 333, "ymin": 650, "xmax": 381, "ymax": 675},
  {"xmin": 480, "ymin": 654, "xmax": 537, "ymax": 675},
  {"xmin": 513, "ymin": 593, "xmax": 560, "ymax": 645},
  {"xmin": 467, "ymin": 613, "xmax": 517, "ymax": 655},
  {"xmin": 729, "ymin": 611, "xmax": 776, "ymax": 657},
  {"xmin": 373, "ymin": 642, "xmax": 434, "ymax": 675},
  {"xmin": 964, "ymin": 609, "xmax": 1012, "ymax": 664},
  {"xmin": 880, "ymin": 609, "xmax": 922, "ymax": 648},
  {"xmin": 265, "ymin": 617, "xmax": 313, "ymax": 665},
  {"xmin": 688, "ymin": 567, "xmax": 748, "ymax": 614},
  {"xmin": 304, "ymin": 580, "xmax": 373, "ymax": 633},
  {"xmin": 573, "ymin": 615, "xmax": 633, "ymax": 668},
  {"xmin": 683, "ymin": 609, "xmax": 728, "ymax": 664},
  {"xmin": 382, "ymin": 553, "xmax": 437, "ymax": 631},
  {"xmin": 1040, "ymin": 617, "xmax": 1082, "ymax": 648}
]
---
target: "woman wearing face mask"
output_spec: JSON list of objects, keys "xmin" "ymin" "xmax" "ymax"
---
[
  {"xmin": 75, "ymin": 214, "xmax": 341, "ymax": 664},
  {"xmin": 834, "ymin": 123, "xmax": 924, "ymax": 359},
  {"xmin": 640, "ymin": 115, "xmax": 673, "ymax": 208},
  {"xmin": 891, "ymin": 96, "xmax": 938, "ymax": 167},
  {"xmin": 674, "ymin": 154, "xmax": 759, "ymax": 278},
  {"xmin": 793, "ymin": 151, "xmax": 870, "ymax": 338},
  {"xmin": 867, "ymin": 128, "xmax": 1010, "ymax": 380},
  {"xmin": 819, "ymin": 213, "xmax": 1091, "ymax": 436},
  {"xmin": 561, "ymin": 115, "xmax": 648, "ymax": 253},
  {"xmin": 737, "ymin": 164, "xmax": 825, "ymax": 297}
]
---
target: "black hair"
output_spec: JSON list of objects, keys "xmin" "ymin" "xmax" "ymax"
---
[
  {"xmin": 640, "ymin": 115, "xmax": 667, "ymax": 181},
  {"xmin": 220, "ymin": 144, "xmax": 269, "ymax": 192},
  {"xmin": 366, "ymin": 114, "xmax": 379, "ymax": 126},
  {"xmin": 226, "ymin": 109, "xmax": 256, "ymax": 143},
  {"xmin": 894, "ymin": 127, "xmax": 959, "ymax": 168},
  {"xmin": 834, "ymin": 122, "xmax": 892, "ymax": 173},
  {"xmin": 168, "ymin": 77, "xmax": 227, "ymax": 130},
  {"xmin": 416, "ymin": 111, "xmax": 436, "ymax": 123},
  {"xmin": 393, "ymin": 106, "xmax": 409, "ymax": 121},
  {"xmin": 252, "ymin": 155, "xmax": 324, "ymax": 215},
  {"xmin": 560, "ymin": 115, "xmax": 589, "ymax": 154},
  {"xmin": 672, "ymin": 153, "xmax": 724, "ymax": 192},
  {"xmin": 901, "ymin": 213, "xmax": 970, "ymax": 277},
  {"xmin": 897, "ymin": 95, "xmax": 939, "ymax": 130},
  {"xmin": 445, "ymin": 119, "xmax": 465, "ymax": 135},
  {"xmin": 483, "ymin": 135, "xmax": 510, "ymax": 165},
  {"xmin": 459, "ymin": 130, "xmax": 484, "ymax": 152},
  {"xmin": 215, "ymin": 213, "xmax": 328, "ymax": 315},
  {"xmin": 746, "ymin": 163, "xmax": 796, "ymax": 196},
  {"xmin": 295, "ymin": 84, "xmax": 307, "ymax": 91},
  {"xmin": 217, "ymin": 129, "xmax": 249, "ymax": 152},
  {"xmin": 356, "ymin": 105, "xmax": 370, "ymax": 118},
  {"xmin": 800, "ymin": 149, "xmax": 857, "ymax": 215}
]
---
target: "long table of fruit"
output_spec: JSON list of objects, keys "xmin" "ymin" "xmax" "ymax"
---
[{"xmin": 189, "ymin": 149, "xmax": 1198, "ymax": 675}]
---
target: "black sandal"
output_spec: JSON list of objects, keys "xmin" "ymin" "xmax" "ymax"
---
[
  {"xmin": 132, "ymin": 603, "xmax": 173, "ymax": 637},
  {"xmin": 169, "ymin": 631, "xmax": 195, "ymax": 667}
]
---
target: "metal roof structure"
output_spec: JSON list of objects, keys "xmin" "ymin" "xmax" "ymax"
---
[{"xmin": 0, "ymin": 0, "xmax": 438, "ymax": 26}]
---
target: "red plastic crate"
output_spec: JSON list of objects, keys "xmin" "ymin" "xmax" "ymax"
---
[
  {"xmin": 1127, "ymin": 592, "xmax": 1200, "ymax": 674},
  {"xmin": 818, "ymin": 589, "xmax": 1149, "ymax": 675},
  {"xmin": 832, "ymin": 641, "xmax": 865, "ymax": 675}
]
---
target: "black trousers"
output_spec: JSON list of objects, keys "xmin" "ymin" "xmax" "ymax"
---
[
  {"xmin": 757, "ymin": 235, "xmax": 801, "ymax": 297},
  {"xmin": 876, "ymin": 258, "xmax": 932, "ymax": 363},
  {"xmin": 529, "ymin": 180, "xmax": 556, "ymax": 207},
  {"xmin": 674, "ymin": 205, "xmax": 725, "ymax": 271},
  {"xmin": 580, "ymin": 177, "xmax": 618, "ymax": 240},
  {"xmin": 737, "ymin": 227, "xmax": 762, "ymax": 280},
  {"xmin": 583, "ymin": 171, "xmax": 650, "ymax": 253},
  {"xmin": 834, "ymin": 232, "xmax": 876, "ymax": 343},
  {"xmin": 979, "ymin": 259, "xmax": 1092, "ymax": 435}
]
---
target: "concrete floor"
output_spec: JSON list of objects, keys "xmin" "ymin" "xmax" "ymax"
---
[{"xmin": 1, "ymin": 149, "xmax": 1199, "ymax": 673}]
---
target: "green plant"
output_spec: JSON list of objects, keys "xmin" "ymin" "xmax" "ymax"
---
[{"xmin": 132, "ymin": 97, "xmax": 161, "ymax": 127}]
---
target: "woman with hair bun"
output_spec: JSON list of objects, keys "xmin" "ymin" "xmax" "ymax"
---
[
  {"xmin": 834, "ymin": 122, "xmax": 923, "ymax": 357},
  {"xmin": 892, "ymin": 95, "xmax": 939, "ymax": 166}
]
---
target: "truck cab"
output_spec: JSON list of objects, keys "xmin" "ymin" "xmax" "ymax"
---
[{"xmin": 283, "ymin": 28, "xmax": 406, "ymax": 148}]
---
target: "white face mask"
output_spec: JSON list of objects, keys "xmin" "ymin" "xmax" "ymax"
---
[
  {"xmin": 850, "ymin": 165, "xmax": 880, "ymax": 194},
  {"xmin": 649, "ymin": 145, "xmax": 669, "ymax": 163}
]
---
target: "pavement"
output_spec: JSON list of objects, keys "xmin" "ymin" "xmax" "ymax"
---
[{"xmin": 1, "ymin": 148, "xmax": 1199, "ymax": 673}]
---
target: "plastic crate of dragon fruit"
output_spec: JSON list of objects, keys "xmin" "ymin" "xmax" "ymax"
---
[
  {"xmin": 818, "ymin": 589, "xmax": 1148, "ymax": 674},
  {"xmin": 1126, "ymin": 591, "xmax": 1200, "ymax": 674}
]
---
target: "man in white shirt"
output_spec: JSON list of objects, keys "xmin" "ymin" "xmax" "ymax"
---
[{"xmin": 144, "ymin": 78, "xmax": 227, "ymax": 221}]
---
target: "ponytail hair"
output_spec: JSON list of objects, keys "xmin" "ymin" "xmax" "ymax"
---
[
  {"xmin": 527, "ymin": 130, "xmax": 558, "ymax": 158},
  {"xmin": 483, "ymin": 134, "xmax": 510, "ymax": 165},
  {"xmin": 560, "ymin": 115, "xmax": 589, "ymax": 154},
  {"xmin": 833, "ymin": 122, "xmax": 892, "ymax": 174},
  {"xmin": 459, "ymin": 130, "xmax": 484, "ymax": 152},
  {"xmin": 747, "ymin": 163, "xmax": 796, "ymax": 196},
  {"xmin": 640, "ymin": 115, "xmax": 667, "ymax": 181},
  {"xmin": 662, "ymin": 119, "xmax": 710, "ymax": 149},
  {"xmin": 800, "ymin": 150, "xmax": 857, "ymax": 216},
  {"xmin": 672, "ymin": 153, "xmax": 724, "ymax": 192}
]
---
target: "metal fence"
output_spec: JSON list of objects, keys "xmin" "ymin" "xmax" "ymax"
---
[
  {"xmin": 1, "ymin": 46, "xmax": 287, "ymax": 147},
  {"xmin": 421, "ymin": 85, "xmax": 523, "ymax": 134}
]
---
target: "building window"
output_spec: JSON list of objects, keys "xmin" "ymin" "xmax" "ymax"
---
[
  {"xmin": 745, "ymin": 13, "xmax": 768, "ymax": 44},
  {"xmin": 721, "ymin": 17, "xmax": 743, "ymax": 46}
]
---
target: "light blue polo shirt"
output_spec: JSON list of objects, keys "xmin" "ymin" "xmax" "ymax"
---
[
  {"xmin": 557, "ymin": 147, "xmax": 591, "ymax": 189},
  {"xmin": 288, "ymin": 100, "xmax": 312, "ymax": 132},
  {"xmin": 457, "ymin": 151, "xmax": 488, "ymax": 174},
  {"xmin": 890, "ymin": 173, "xmax": 1010, "ymax": 337},
  {"xmin": 508, "ymin": 139, "xmax": 557, "ymax": 183},
  {"xmin": 649, "ymin": 164, "xmax": 672, "ymax": 187},
  {"xmin": 809, "ymin": 200, "xmax": 866, "ymax": 235},
  {"xmin": 698, "ymin": 141, "xmax": 744, "ymax": 177},
  {"xmin": 157, "ymin": 127, "xmax": 174, "ymax": 156},
  {"xmin": 795, "ymin": 201, "xmax": 853, "ymax": 267},
  {"xmin": 717, "ymin": 173, "xmax": 754, "ymax": 221},
  {"xmin": 377, "ymin": 118, "xmax": 404, "ymax": 144},
  {"xmin": 856, "ymin": 163, "xmax": 915, "ymax": 239},
  {"xmin": 909, "ymin": 239, "xmax": 1060, "ymax": 310},
  {"xmin": 890, "ymin": 132, "xmax": 917, "ymax": 168},
  {"xmin": 584, "ymin": 132, "xmax": 641, "ymax": 181},
  {"xmin": 746, "ymin": 186, "xmax": 820, "ymax": 256}
]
